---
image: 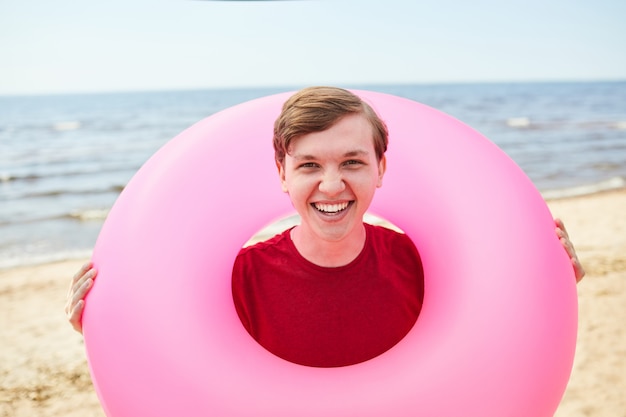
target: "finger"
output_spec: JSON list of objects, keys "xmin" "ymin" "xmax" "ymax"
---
[
  {"xmin": 67, "ymin": 262, "xmax": 93, "ymax": 296},
  {"xmin": 572, "ymin": 258, "xmax": 586, "ymax": 283},
  {"xmin": 67, "ymin": 267, "xmax": 96, "ymax": 299},
  {"xmin": 69, "ymin": 276, "xmax": 94, "ymax": 308},
  {"xmin": 65, "ymin": 276, "xmax": 94, "ymax": 333},
  {"xmin": 554, "ymin": 219, "xmax": 585, "ymax": 282},
  {"xmin": 73, "ymin": 261, "xmax": 92, "ymax": 282},
  {"xmin": 558, "ymin": 236, "xmax": 585, "ymax": 283},
  {"xmin": 559, "ymin": 236, "xmax": 575, "ymax": 258},
  {"xmin": 68, "ymin": 299, "xmax": 85, "ymax": 333},
  {"xmin": 65, "ymin": 273, "xmax": 94, "ymax": 319},
  {"xmin": 554, "ymin": 218, "xmax": 570, "ymax": 240}
]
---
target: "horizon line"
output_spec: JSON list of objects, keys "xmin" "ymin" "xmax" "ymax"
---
[{"xmin": 1, "ymin": 77, "xmax": 625, "ymax": 98}]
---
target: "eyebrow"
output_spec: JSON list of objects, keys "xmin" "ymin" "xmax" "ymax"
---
[{"xmin": 291, "ymin": 149, "xmax": 370, "ymax": 160}]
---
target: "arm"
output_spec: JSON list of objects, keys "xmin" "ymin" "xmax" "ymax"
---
[
  {"xmin": 555, "ymin": 218, "xmax": 585, "ymax": 283},
  {"xmin": 64, "ymin": 262, "xmax": 97, "ymax": 333}
]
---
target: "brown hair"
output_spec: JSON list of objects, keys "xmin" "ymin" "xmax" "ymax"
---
[{"xmin": 273, "ymin": 87, "xmax": 388, "ymax": 165}]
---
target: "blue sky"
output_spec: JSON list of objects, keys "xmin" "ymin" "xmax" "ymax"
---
[{"xmin": 1, "ymin": 0, "xmax": 624, "ymax": 95}]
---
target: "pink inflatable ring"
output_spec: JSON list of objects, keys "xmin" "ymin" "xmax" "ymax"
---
[{"xmin": 84, "ymin": 91, "xmax": 577, "ymax": 417}]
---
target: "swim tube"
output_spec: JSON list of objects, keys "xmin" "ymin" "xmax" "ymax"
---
[{"xmin": 84, "ymin": 91, "xmax": 578, "ymax": 417}]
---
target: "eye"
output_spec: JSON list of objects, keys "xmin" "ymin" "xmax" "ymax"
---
[
  {"xmin": 298, "ymin": 162, "xmax": 320, "ymax": 169},
  {"xmin": 343, "ymin": 159, "xmax": 363, "ymax": 167}
]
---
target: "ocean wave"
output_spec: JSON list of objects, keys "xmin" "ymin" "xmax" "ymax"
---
[
  {"xmin": 68, "ymin": 208, "xmax": 110, "ymax": 221},
  {"xmin": 1, "ymin": 120, "xmax": 82, "ymax": 134},
  {"xmin": 542, "ymin": 176, "xmax": 626, "ymax": 200},
  {"xmin": 0, "ymin": 208, "xmax": 110, "ymax": 227},
  {"xmin": 10, "ymin": 185, "xmax": 124, "ymax": 199},
  {"xmin": 0, "ymin": 173, "xmax": 15, "ymax": 183},
  {"xmin": 0, "ymin": 248, "xmax": 93, "ymax": 271},
  {"xmin": 503, "ymin": 118, "xmax": 626, "ymax": 131},
  {"xmin": 0, "ymin": 172, "xmax": 42, "ymax": 183},
  {"xmin": 3, "ymin": 118, "xmax": 181, "ymax": 137},
  {"xmin": 506, "ymin": 117, "xmax": 531, "ymax": 128},
  {"xmin": 1, "ymin": 167, "xmax": 136, "ymax": 184}
]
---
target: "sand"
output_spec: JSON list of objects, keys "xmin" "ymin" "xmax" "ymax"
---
[{"xmin": 1, "ymin": 189, "xmax": 625, "ymax": 417}]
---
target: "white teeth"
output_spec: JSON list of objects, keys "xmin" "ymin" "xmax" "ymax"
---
[{"xmin": 314, "ymin": 202, "xmax": 349, "ymax": 213}]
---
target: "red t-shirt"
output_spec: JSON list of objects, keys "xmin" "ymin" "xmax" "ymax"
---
[{"xmin": 232, "ymin": 223, "xmax": 424, "ymax": 367}]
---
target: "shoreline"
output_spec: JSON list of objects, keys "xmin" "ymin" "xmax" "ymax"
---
[
  {"xmin": 2, "ymin": 184, "xmax": 624, "ymax": 273},
  {"xmin": 1, "ymin": 189, "xmax": 625, "ymax": 416}
]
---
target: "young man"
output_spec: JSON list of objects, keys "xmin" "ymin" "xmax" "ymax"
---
[
  {"xmin": 232, "ymin": 87, "xmax": 423, "ymax": 367},
  {"xmin": 66, "ymin": 87, "xmax": 585, "ymax": 368}
]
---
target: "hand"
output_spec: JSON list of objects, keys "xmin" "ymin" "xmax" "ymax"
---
[
  {"xmin": 65, "ymin": 262, "xmax": 96, "ymax": 333},
  {"xmin": 555, "ymin": 218, "xmax": 585, "ymax": 283}
]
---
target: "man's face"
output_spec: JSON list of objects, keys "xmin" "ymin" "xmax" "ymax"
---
[{"xmin": 277, "ymin": 113, "xmax": 386, "ymax": 244}]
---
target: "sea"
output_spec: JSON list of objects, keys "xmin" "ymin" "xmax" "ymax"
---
[{"xmin": 1, "ymin": 81, "xmax": 625, "ymax": 270}]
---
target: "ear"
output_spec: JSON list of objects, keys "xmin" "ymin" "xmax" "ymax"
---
[
  {"xmin": 276, "ymin": 159, "xmax": 288, "ymax": 193},
  {"xmin": 376, "ymin": 155, "xmax": 387, "ymax": 188}
]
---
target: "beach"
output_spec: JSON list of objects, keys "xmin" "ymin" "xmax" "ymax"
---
[{"xmin": 1, "ymin": 189, "xmax": 625, "ymax": 417}]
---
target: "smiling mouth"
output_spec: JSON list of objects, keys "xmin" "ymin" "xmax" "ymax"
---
[{"xmin": 312, "ymin": 201, "xmax": 351, "ymax": 214}]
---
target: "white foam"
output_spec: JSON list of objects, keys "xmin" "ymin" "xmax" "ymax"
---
[
  {"xmin": 69, "ymin": 208, "xmax": 110, "ymax": 221},
  {"xmin": 506, "ymin": 117, "xmax": 531, "ymax": 128},
  {"xmin": 611, "ymin": 121, "xmax": 626, "ymax": 130},
  {"xmin": 0, "ymin": 249, "xmax": 93, "ymax": 271},
  {"xmin": 542, "ymin": 176, "xmax": 626, "ymax": 200}
]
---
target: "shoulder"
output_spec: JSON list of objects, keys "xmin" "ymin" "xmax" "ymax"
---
[
  {"xmin": 365, "ymin": 223, "xmax": 415, "ymax": 246},
  {"xmin": 234, "ymin": 227, "xmax": 294, "ymax": 269},
  {"xmin": 365, "ymin": 223, "xmax": 421, "ymax": 263},
  {"xmin": 232, "ymin": 227, "xmax": 298, "ymax": 295}
]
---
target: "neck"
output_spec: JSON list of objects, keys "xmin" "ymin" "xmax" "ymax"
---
[{"xmin": 290, "ymin": 223, "xmax": 367, "ymax": 267}]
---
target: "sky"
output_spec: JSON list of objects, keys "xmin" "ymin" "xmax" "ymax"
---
[{"xmin": 1, "ymin": 0, "xmax": 625, "ymax": 95}]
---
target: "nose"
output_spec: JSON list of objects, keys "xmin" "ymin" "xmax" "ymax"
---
[{"xmin": 318, "ymin": 170, "xmax": 345, "ymax": 196}]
